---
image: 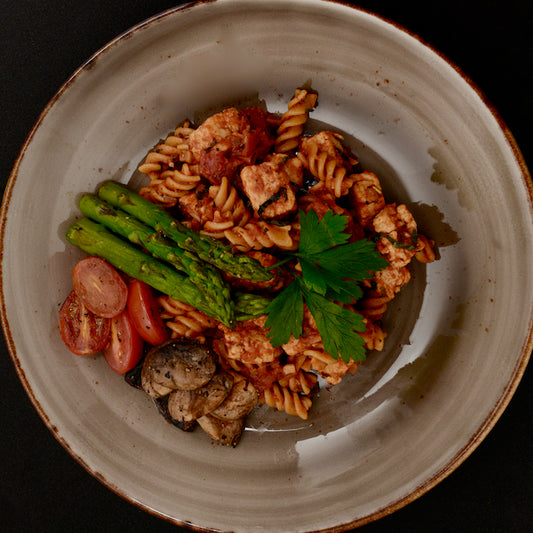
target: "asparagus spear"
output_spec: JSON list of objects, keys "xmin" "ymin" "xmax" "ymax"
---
[
  {"xmin": 97, "ymin": 180, "xmax": 273, "ymax": 282},
  {"xmin": 66, "ymin": 218, "xmax": 233, "ymax": 326},
  {"xmin": 233, "ymin": 292, "xmax": 271, "ymax": 321},
  {"xmin": 79, "ymin": 194, "xmax": 234, "ymax": 327}
]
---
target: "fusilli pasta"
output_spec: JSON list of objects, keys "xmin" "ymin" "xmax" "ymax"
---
[
  {"xmin": 415, "ymin": 234, "xmax": 437, "ymax": 263},
  {"xmin": 138, "ymin": 121, "xmax": 196, "ymax": 179},
  {"xmin": 140, "ymin": 163, "xmax": 202, "ymax": 207},
  {"xmin": 158, "ymin": 296, "xmax": 217, "ymax": 343},
  {"xmin": 223, "ymin": 220, "xmax": 298, "ymax": 251},
  {"xmin": 202, "ymin": 177, "xmax": 252, "ymax": 237},
  {"xmin": 133, "ymin": 89, "xmax": 437, "ymax": 422},
  {"xmin": 275, "ymin": 89, "xmax": 317, "ymax": 153},
  {"xmin": 298, "ymin": 131, "xmax": 358, "ymax": 197},
  {"xmin": 260, "ymin": 383, "xmax": 313, "ymax": 419}
]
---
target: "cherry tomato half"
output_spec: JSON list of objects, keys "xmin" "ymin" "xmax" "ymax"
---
[
  {"xmin": 72, "ymin": 256, "xmax": 128, "ymax": 318},
  {"xmin": 59, "ymin": 290, "xmax": 111, "ymax": 355},
  {"xmin": 127, "ymin": 279, "xmax": 169, "ymax": 345},
  {"xmin": 103, "ymin": 309, "xmax": 144, "ymax": 374}
]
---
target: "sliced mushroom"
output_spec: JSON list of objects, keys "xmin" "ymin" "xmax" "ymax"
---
[
  {"xmin": 210, "ymin": 379, "xmax": 258, "ymax": 420},
  {"xmin": 142, "ymin": 339, "xmax": 217, "ymax": 393},
  {"xmin": 197, "ymin": 413, "xmax": 246, "ymax": 447},
  {"xmin": 141, "ymin": 363, "xmax": 174, "ymax": 399},
  {"xmin": 167, "ymin": 372, "xmax": 234, "ymax": 422},
  {"xmin": 152, "ymin": 395, "xmax": 196, "ymax": 432}
]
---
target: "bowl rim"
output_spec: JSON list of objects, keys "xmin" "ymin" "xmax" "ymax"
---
[{"xmin": 1, "ymin": 0, "xmax": 532, "ymax": 530}]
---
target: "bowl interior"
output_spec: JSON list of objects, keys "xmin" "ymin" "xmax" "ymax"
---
[{"xmin": 2, "ymin": 1, "xmax": 532, "ymax": 531}]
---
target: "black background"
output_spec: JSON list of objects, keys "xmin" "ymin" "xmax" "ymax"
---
[{"xmin": 1, "ymin": 1, "xmax": 532, "ymax": 532}]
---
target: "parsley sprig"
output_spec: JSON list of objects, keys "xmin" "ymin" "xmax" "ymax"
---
[{"xmin": 264, "ymin": 209, "xmax": 388, "ymax": 363}]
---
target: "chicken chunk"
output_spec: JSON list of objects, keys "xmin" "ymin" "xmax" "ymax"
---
[
  {"xmin": 178, "ymin": 186, "xmax": 215, "ymax": 231},
  {"xmin": 299, "ymin": 130, "xmax": 347, "ymax": 162},
  {"xmin": 240, "ymin": 154, "xmax": 301, "ymax": 218},
  {"xmin": 349, "ymin": 170, "xmax": 386, "ymax": 229},
  {"xmin": 188, "ymin": 106, "xmax": 274, "ymax": 184},
  {"xmin": 372, "ymin": 203, "xmax": 418, "ymax": 268},
  {"xmin": 218, "ymin": 316, "xmax": 282, "ymax": 365},
  {"xmin": 373, "ymin": 265, "xmax": 412, "ymax": 299}
]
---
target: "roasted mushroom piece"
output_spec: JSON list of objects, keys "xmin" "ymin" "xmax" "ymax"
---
[
  {"xmin": 136, "ymin": 339, "xmax": 257, "ymax": 446},
  {"xmin": 167, "ymin": 371, "xmax": 234, "ymax": 422},
  {"xmin": 197, "ymin": 413, "xmax": 246, "ymax": 447},
  {"xmin": 141, "ymin": 339, "xmax": 217, "ymax": 398},
  {"xmin": 211, "ymin": 378, "xmax": 258, "ymax": 420},
  {"xmin": 153, "ymin": 394, "xmax": 197, "ymax": 432}
]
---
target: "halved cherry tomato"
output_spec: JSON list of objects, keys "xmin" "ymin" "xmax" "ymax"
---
[
  {"xmin": 72, "ymin": 257, "xmax": 128, "ymax": 318},
  {"xmin": 103, "ymin": 309, "xmax": 144, "ymax": 374},
  {"xmin": 59, "ymin": 290, "xmax": 111, "ymax": 355},
  {"xmin": 126, "ymin": 279, "xmax": 169, "ymax": 345}
]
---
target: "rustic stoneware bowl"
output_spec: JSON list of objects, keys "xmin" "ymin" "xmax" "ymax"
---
[{"xmin": 1, "ymin": 1, "xmax": 532, "ymax": 531}]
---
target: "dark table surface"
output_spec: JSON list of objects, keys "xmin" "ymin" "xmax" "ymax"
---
[{"xmin": 1, "ymin": 1, "xmax": 532, "ymax": 532}]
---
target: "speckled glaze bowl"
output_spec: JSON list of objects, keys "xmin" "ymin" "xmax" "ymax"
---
[{"xmin": 1, "ymin": 1, "xmax": 532, "ymax": 531}]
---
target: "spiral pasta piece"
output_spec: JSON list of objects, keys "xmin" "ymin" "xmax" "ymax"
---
[
  {"xmin": 308, "ymin": 155, "xmax": 351, "ymax": 198},
  {"xmin": 159, "ymin": 164, "xmax": 202, "ymax": 197},
  {"xmin": 223, "ymin": 220, "xmax": 298, "ymax": 251},
  {"xmin": 140, "ymin": 163, "xmax": 202, "ymax": 208},
  {"xmin": 158, "ymin": 295, "xmax": 218, "ymax": 343},
  {"xmin": 415, "ymin": 234, "xmax": 437, "ymax": 263},
  {"xmin": 277, "ymin": 366, "xmax": 318, "ymax": 396},
  {"xmin": 359, "ymin": 288, "xmax": 393, "ymax": 321},
  {"xmin": 138, "ymin": 121, "xmax": 196, "ymax": 180},
  {"xmin": 139, "ymin": 177, "xmax": 178, "ymax": 208},
  {"xmin": 275, "ymin": 89, "xmax": 317, "ymax": 153},
  {"xmin": 302, "ymin": 348, "xmax": 359, "ymax": 385},
  {"xmin": 201, "ymin": 177, "xmax": 252, "ymax": 238},
  {"xmin": 260, "ymin": 383, "xmax": 313, "ymax": 419},
  {"xmin": 298, "ymin": 132, "xmax": 355, "ymax": 197},
  {"xmin": 359, "ymin": 320, "xmax": 387, "ymax": 352}
]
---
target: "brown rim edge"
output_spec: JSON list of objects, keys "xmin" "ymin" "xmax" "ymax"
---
[{"xmin": 0, "ymin": 1, "xmax": 531, "ymax": 532}]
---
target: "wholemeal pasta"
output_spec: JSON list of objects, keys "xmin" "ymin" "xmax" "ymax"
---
[
  {"xmin": 158, "ymin": 295, "xmax": 217, "ymax": 343},
  {"xmin": 135, "ymin": 89, "xmax": 436, "ymax": 420},
  {"xmin": 275, "ymin": 89, "xmax": 318, "ymax": 153},
  {"xmin": 138, "ymin": 121, "xmax": 198, "ymax": 207},
  {"xmin": 223, "ymin": 220, "xmax": 298, "ymax": 252},
  {"xmin": 202, "ymin": 177, "xmax": 252, "ymax": 238},
  {"xmin": 138, "ymin": 122, "xmax": 195, "ymax": 179},
  {"xmin": 140, "ymin": 163, "xmax": 202, "ymax": 207},
  {"xmin": 298, "ymin": 131, "xmax": 358, "ymax": 197},
  {"xmin": 261, "ymin": 383, "xmax": 314, "ymax": 419}
]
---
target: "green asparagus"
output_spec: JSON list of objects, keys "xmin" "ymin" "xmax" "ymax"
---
[
  {"xmin": 233, "ymin": 292, "xmax": 271, "ymax": 321},
  {"xmin": 66, "ymin": 218, "xmax": 233, "ymax": 326},
  {"xmin": 97, "ymin": 181, "xmax": 273, "ymax": 282},
  {"xmin": 79, "ymin": 194, "xmax": 235, "ymax": 327}
]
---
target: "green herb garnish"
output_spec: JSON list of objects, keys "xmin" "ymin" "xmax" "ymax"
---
[{"xmin": 264, "ymin": 209, "xmax": 388, "ymax": 363}]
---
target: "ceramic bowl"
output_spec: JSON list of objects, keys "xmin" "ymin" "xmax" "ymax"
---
[{"xmin": 1, "ymin": 1, "xmax": 532, "ymax": 531}]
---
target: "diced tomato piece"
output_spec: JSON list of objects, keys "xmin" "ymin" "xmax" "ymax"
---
[
  {"xmin": 103, "ymin": 309, "xmax": 144, "ymax": 374},
  {"xmin": 72, "ymin": 257, "xmax": 128, "ymax": 318},
  {"xmin": 127, "ymin": 279, "xmax": 169, "ymax": 345},
  {"xmin": 59, "ymin": 290, "xmax": 111, "ymax": 355},
  {"xmin": 199, "ymin": 149, "xmax": 236, "ymax": 184},
  {"xmin": 230, "ymin": 359, "xmax": 285, "ymax": 394}
]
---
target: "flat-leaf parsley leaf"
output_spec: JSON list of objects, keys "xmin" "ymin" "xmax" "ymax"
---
[
  {"xmin": 263, "ymin": 279, "xmax": 304, "ymax": 346},
  {"xmin": 302, "ymin": 285, "xmax": 367, "ymax": 363},
  {"xmin": 264, "ymin": 209, "xmax": 388, "ymax": 363}
]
